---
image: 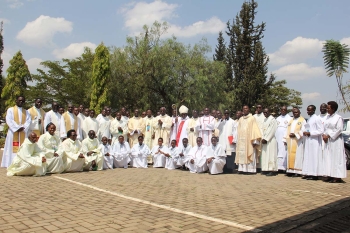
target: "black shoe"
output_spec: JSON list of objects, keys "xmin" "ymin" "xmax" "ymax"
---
[
  {"xmin": 285, "ymin": 173, "xmax": 293, "ymax": 177},
  {"xmin": 306, "ymin": 176, "xmax": 318, "ymax": 180},
  {"xmin": 292, "ymin": 174, "xmax": 300, "ymax": 177},
  {"xmin": 266, "ymin": 172, "xmax": 276, "ymax": 176},
  {"xmin": 301, "ymin": 176, "xmax": 308, "ymax": 179}
]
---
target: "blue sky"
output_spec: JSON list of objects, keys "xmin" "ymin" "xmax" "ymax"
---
[{"xmin": 1, "ymin": 0, "xmax": 350, "ymax": 116}]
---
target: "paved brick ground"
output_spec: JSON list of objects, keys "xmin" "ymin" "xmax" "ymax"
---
[{"xmin": 0, "ymin": 150, "xmax": 349, "ymax": 233}]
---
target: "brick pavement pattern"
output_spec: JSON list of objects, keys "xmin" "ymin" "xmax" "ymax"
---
[{"xmin": 0, "ymin": 150, "xmax": 349, "ymax": 233}]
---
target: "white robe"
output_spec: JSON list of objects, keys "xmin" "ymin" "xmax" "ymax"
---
[
  {"xmin": 231, "ymin": 120, "xmax": 239, "ymax": 152},
  {"xmin": 195, "ymin": 115, "xmax": 215, "ymax": 146},
  {"xmin": 208, "ymin": 144, "xmax": 226, "ymax": 175},
  {"xmin": 170, "ymin": 116, "xmax": 178, "ymax": 142},
  {"xmin": 1, "ymin": 107, "xmax": 31, "ymax": 168},
  {"xmin": 7, "ymin": 138, "xmax": 47, "ymax": 176},
  {"xmin": 29, "ymin": 107, "xmax": 45, "ymax": 135},
  {"xmin": 165, "ymin": 146, "xmax": 181, "ymax": 170},
  {"xmin": 216, "ymin": 118, "xmax": 235, "ymax": 155},
  {"xmin": 44, "ymin": 110, "xmax": 61, "ymax": 137},
  {"xmin": 130, "ymin": 143, "xmax": 150, "ymax": 168},
  {"xmin": 112, "ymin": 142, "xmax": 131, "ymax": 168},
  {"xmin": 187, "ymin": 145, "xmax": 211, "ymax": 173},
  {"xmin": 261, "ymin": 115, "xmax": 278, "ymax": 172},
  {"xmin": 110, "ymin": 118, "xmax": 128, "ymax": 145},
  {"xmin": 37, "ymin": 132, "xmax": 64, "ymax": 174},
  {"xmin": 174, "ymin": 117, "xmax": 189, "ymax": 147},
  {"xmin": 81, "ymin": 138, "xmax": 104, "ymax": 171},
  {"xmin": 82, "ymin": 117, "xmax": 99, "ymax": 140},
  {"xmin": 153, "ymin": 115, "xmax": 172, "ymax": 147},
  {"xmin": 151, "ymin": 145, "xmax": 170, "ymax": 168},
  {"xmin": 97, "ymin": 116, "xmax": 111, "ymax": 141},
  {"xmin": 61, "ymin": 138, "xmax": 85, "ymax": 172},
  {"xmin": 177, "ymin": 145, "xmax": 192, "ymax": 166},
  {"xmin": 323, "ymin": 114, "xmax": 347, "ymax": 178},
  {"xmin": 275, "ymin": 114, "xmax": 292, "ymax": 170},
  {"xmin": 186, "ymin": 117, "xmax": 199, "ymax": 147},
  {"xmin": 99, "ymin": 143, "xmax": 113, "ymax": 169},
  {"xmin": 60, "ymin": 112, "xmax": 82, "ymax": 140},
  {"xmin": 77, "ymin": 113, "xmax": 86, "ymax": 134}
]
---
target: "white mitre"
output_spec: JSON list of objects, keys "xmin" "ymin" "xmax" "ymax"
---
[{"xmin": 179, "ymin": 105, "xmax": 188, "ymax": 114}]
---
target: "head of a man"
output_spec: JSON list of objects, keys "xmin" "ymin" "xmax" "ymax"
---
[
  {"xmin": 28, "ymin": 132, "xmax": 38, "ymax": 143},
  {"xmin": 182, "ymin": 138, "xmax": 188, "ymax": 148},
  {"xmin": 280, "ymin": 106, "xmax": 287, "ymax": 116},
  {"xmin": 67, "ymin": 130, "xmax": 77, "ymax": 141},
  {"xmin": 46, "ymin": 123, "xmax": 56, "ymax": 135},
  {"xmin": 158, "ymin": 138, "xmax": 163, "ymax": 146},
  {"xmin": 121, "ymin": 107, "xmax": 126, "ymax": 116},
  {"xmin": 67, "ymin": 104, "xmax": 74, "ymax": 113},
  {"xmin": 263, "ymin": 108, "xmax": 270, "ymax": 118},
  {"xmin": 118, "ymin": 135, "xmax": 125, "ymax": 144},
  {"xmin": 79, "ymin": 104, "xmax": 84, "ymax": 113},
  {"xmin": 327, "ymin": 101, "xmax": 338, "ymax": 115},
  {"xmin": 101, "ymin": 136, "xmax": 108, "ymax": 145},
  {"xmin": 89, "ymin": 110, "xmax": 95, "ymax": 118},
  {"xmin": 160, "ymin": 107, "xmax": 166, "ymax": 116},
  {"xmin": 88, "ymin": 130, "xmax": 96, "ymax": 139},
  {"xmin": 211, "ymin": 109, "xmax": 217, "ymax": 118},
  {"xmin": 141, "ymin": 111, "xmax": 146, "ymax": 118},
  {"xmin": 292, "ymin": 108, "xmax": 301, "ymax": 119},
  {"xmin": 115, "ymin": 112, "xmax": 121, "ymax": 120},
  {"xmin": 73, "ymin": 107, "xmax": 79, "ymax": 116},
  {"xmin": 15, "ymin": 96, "xmax": 25, "ymax": 108},
  {"xmin": 192, "ymin": 110, "xmax": 198, "ymax": 118},
  {"xmin": 180, "ymin": 112, "xmax": 187, "ymax": 119},
  {"xmin": 138, "ymin": 135, "xmax": 144, "ymax": 145},
  {"xmin": 307, "ymin": 105, "xmax": 316, "ymax": 117},
  {"xmin": 199, "ymin": 111, "xmax": 204, "ymax": 117},
  {"xmin": 134, "ymin": 109, "xmax": 139, "ymax": 117},
  {"xmin": 320, "ymin": 103, "xmax": 327, "ymax": 115},
  {"xmin": 52, "ymin": 102, "xmax": 59, "ymax": 112},
  {"xmin": 171, "ymin": 139, "xmax": 176, "ymax": 148},
  {"xmin": 83, "ymin": 108, "xmax": 90, "ymax": 117},
  {"xmin": 216, "ymin": 110, "xmax": 222, "ymax": 119},
  {"xmin": 34, "ymin": 98, "xmax": 43, "ymax": 109},
  {"xmin": 224, "ymin": 110, "xmax": 230, "ymax": 120},
  {"xmin": 58, "ymin": 107, "xmax": 65, "ymax": 115},
  {"xmin": 235, "ymin": 111, "xmax": 243, "ymax": 120},
  {"xmin": 146, "ymin": 109, "xmax": 152, "ymax": 118},
  {"xmin": 172, "ymin": 109, "xmax": 176, "ymax": 117},
  {"xmin": 204, "ymin": 108, "xmax": 210, "ymax": 116},
  {"xmin": 196, "ymin": 137, "xmax": 203, "ymax": 147},
  {"xmin": 242, "ymin": 105, "xmax": 250, "ymax": 116},
  {"xmin": 126, "ymin": 111, "xmax": 130, "ymax": 118},
  {"xmin": 211, "ymin": 136, "xmax": 218, "ymax": 146},
  {"xmin": 256, "ymin": 104, "xmax": 262, "ymax": 114},
  {"xmin": 101, "ymin": 109, "xmax": 107, "ymax": 117},
  {"xmin": 106, "ymin": 107, "xmax": 111, "ymax": 116}
]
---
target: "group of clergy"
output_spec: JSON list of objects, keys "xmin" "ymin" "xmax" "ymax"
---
[{"xmin": 1, "ymin": 96, "xmax": 347, "ymax": 183}]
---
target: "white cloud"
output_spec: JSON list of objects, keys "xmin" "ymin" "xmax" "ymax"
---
[
  {"xmin": 340, "ymin": 37, "xmax": 350, "ymax": 47},
  {"xmin": 26, "ymin": 58, "xmax": 43, "ymax": 74},
  {"xmin": 273, "ymin": 63, "xmax": 325, "ymax": 81},
  {"xmin": 7, "ymin": 0, "xmax": 23, "ymax": 8},
  {"xmin": 301, "ymin": 92, "xmax": 321, "ymax": 101},
  {"xmin": 16, "ymin": 15, "xmax": 73, "ymax": 47},
  {"xmin": 120, "ymin": 0, "xmax": 225, "ymax": 37},
  {"xmin": 52, "ymin": 42, "xmax": 97, "ymax": 59},
  {"xmin": 268, "ymin": 37, "xmax": 324, "ymax": 66}
]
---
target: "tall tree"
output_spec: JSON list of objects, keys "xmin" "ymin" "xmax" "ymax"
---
[
  {"xmin": 1, "ymin": 51, "xmax": 31, "ymax": 110},
  {"xmin": 322, "ymin": 39, "xmax": 350, "ymax": 111},
  {"xmin": 226, "ymin": 0, "xmax": 274, "ymax": 109},
  {"xmin": 213, "ymin": 31, "xmax": 226, "ymax": 61},
  {"xmin": 90, "ymin": 43, "xmax": 111, "ymax": 114}
]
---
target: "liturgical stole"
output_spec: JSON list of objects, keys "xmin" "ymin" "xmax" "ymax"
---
[{"xmin": 13, "ymin": 106, "xmax": 26, "ymax": 153}]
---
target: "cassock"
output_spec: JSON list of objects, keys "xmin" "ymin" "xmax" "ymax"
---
[
  {"xmin": 60, "ymin": 112, "xmax": 81, "ymax": 140},
  {"xmin": 170, "ymin": 116, "xmax": 178, "ymax": 142},
  {"xmin": 28, "ymin": 106, "xmax": 45, "ymax": 136},
  {"xmin": 128, "ymin": 116, "xmax": 145, "ymax": 148},
  {"xmin": 196, "ymin": 115, "xmax": 215, "ymax": 146},
  {"xmin": 82, "ymin": 117, "xmax": 99, "ymax": 140},
  {"xmin": 284, "ymin": 117, "xmax": 306, "ymax": 174},
  {"xmin": 208, "ymin": 144, "xmax": 226, "ymax": 175},
  {"xmin": 7, "ymin": 138, "xmax": 47, "ymax": 176},
  {"xmin": 81, "ymin": 138, "xmax": 103, "ymax": 171},
  {"xmin": 112, "ymin": 142, "xmax": 131, "ymax": 168},
  {"xmin": 261, "ymin": 115, "xmax": 278, "ymax": 172},
  {"xmin": 1, "ymin": 106, "xmax": 31, "ymax": 168},
  {"xmin": 275, "ymin": 114, "xmax": 292, "ymax": 170},
  {"xmin": 318, "ymin": 113, "xmax": 328, "ymax": 175},
  {"xmin": 110, "ymin": 118, "xmax": 128, "ymax": 145},
  {"xmin": 165, "ymin": 146, "xmax": 181, "ymax": 170},
  {"xmin": 44, "ymin": 110, "xmax": 61, "ymax": 137},
  {"xmin": 61, "ymin": 138, "xmax": 85, "ymax": 172},
  {"xmin": 151, "ymin": 145, "xmax": 170, "ymax": 168},
  {"xmin": 323, "ymin": 114, "xmax": 347, "ymax": 178},
  {"xmin": 235, "ymin": 114, "xmax": 262, "ymax": 173},
  {"xmin": 130, "ymin": 143, "xmax": 150, "ymax": 168},
  {"xmin": 144, "ymin": 116, "xmax": 154, "ymax": 163},
  {"xmin": 99, "ymin": 143, "xmax": 113, "ymax": 169},
  {"xmin": 97, "ymin": 116, "xmax": 111, "ymax": 142},
  {"xmin": 254, "ymin": 113, "xmax": 265, "ymax": 167},
  {"xmin": 153, "ymin": 115, "xmax": 172, "ymax": 147},
  {"xmin": 177, "ymin": 144, "xmax": 192, "ymax": 166},
  {"xmin": 187, "ymin": 145, "xmax": 211, "ymax": 173},
  {"xmin": 175, "ymin": 117, "xmax": 189, "ymax": 147},
  {"xmin": 186, "ymin": 117, "xmax": 199, "ymax": 147},
  {"xmin": 77, "ymin": 113, "xmax": 86, "ymax": 132},
  {"xmin": 216, "ymin": 117, "xmax": 235, "ymax": 172},
  {"xmin": 37, "ymin": 132, "xmax": 64, "ymax": 174}
]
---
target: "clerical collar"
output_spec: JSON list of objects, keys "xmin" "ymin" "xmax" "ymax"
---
[{"xmin": 88, "ymin": 138, "xmax": 95, "ymax": 142}]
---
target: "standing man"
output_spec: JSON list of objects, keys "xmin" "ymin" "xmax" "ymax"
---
[
  {"xmin": 1, "ymin": 96, "xmax": 31, "ymax": 168},
  {"xmin": 97, "ymin": 109, "xmax": 111, "ymax": 142},
  {"xmin": 187, "ymin": 110, "xmax": 199, "ymax": 147},
  {"xmin": 319, "ymin": 103, "xmax": 328, "ymax": 178},
  {"xmin": 275, "ymin": 106, "xmax": 292, "ymax": 172},
  {"xmin": 302, "ymin": 105, "xmax": 324, "ymax": 180},
  {"xmin": 170, "ymin": 108, "xmax": 178, "ymax": 142},
  {"xmin": 44, "ymin": 101, "xmax": 61, "ymax": 137},
  {"xmin": 28, "ymin": 98, "xmax": 46, "ymax": 136},
  {"xmin": 175, "ymin": 105, "xmax": 190, "ymax": 147},
  {"xmin": 253, "ymin": 104, "xmax": 265, "ymax": 169},
  {"xmin": 128, "ymin": 109, "xmax": 145, "ymax": 148},
  {"xmin": 60, "ymin": 104, "xmax": 81, "ymax": 141},
  {"xmin": 261, "ymin": 108, "xmax": 278, "ymax": 176},
  {"xmin": 216, "ymin": 109, "xmax": 235, "ymax": 173},
  {"xmin": 110, "ymin": 112, "xmax": 128, "ymax": 145},
  {"xmin": 82, "ymin": 110, "xmax": 99, "ymax": 140},
  {"xmin": 196, "ymin": 108, "xmax": 215, "ymax": 146},
  {"xmin": 153, "ymin": 107, "xmax": 172, "ymax": 147},
  {"xmin": 235, "ymin": 105, "xmax": 262, "ymax": 174},
  {"xmin": 144, "ymin": 109, "xmax": 155, "ymax": 164},
  {"xmin": 77, "ymin": 104, "xmax": 86, "ymax": 125}
]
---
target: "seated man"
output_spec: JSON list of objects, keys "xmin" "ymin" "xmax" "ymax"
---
[
  {"xmin": 112, "ymin": 135, "xmax": 131, "ymax": 168},
  {"xmin": 207, "ymin": 137, "xmax": 226, "ymax": 175},
  {"xmin": 151, "ymin": 138, "xmax": 170, "ymax": 168},
  {"xmin": 165, "ymin": 139, "xmax": 181, "ymax": 170},
  {"xmin": 177, "ymin": 137, "xmax": 192, "ymax": 168},
  {"xmin": 99, "ymin": 136, "xmax": 113, "ymax": 170},
  {"xmin": 81, "ymin": 130, "xmax": 103, "ymax": 171},
  {"xmin": 7, "ymin": 132, "xmax": 47, "ymax": 176},
  {"xmin": 61, "ymin": 130, "xmax": 85, "ymax": 172},
  {"xmin": 130, "ymin": 135, "xmax": 150, "ymax": 168},
  {"xmin": 187, "ymin": 137, "xmax": 211, "ymax": 174}
]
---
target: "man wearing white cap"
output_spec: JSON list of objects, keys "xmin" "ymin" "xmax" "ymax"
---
[{"xmin": 174, "ymin": 105, "xmax": 190, "ymax": 147}]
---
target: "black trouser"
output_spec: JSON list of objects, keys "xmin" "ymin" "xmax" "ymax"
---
[{"xmin": 223, "ymin": 152, "xmax": 236, "ymax": 173}]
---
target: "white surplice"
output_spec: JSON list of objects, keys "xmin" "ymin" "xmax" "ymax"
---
[
  {"xmin": 82, "ymin": 117, "xmax": 99, "ymax": 140},
  {"xmin": 60, "ymin": 112, "xmax": 82, "ymax": 140},
  {"xmin": 165, "ymin": 146, "xmax": 181, "ymax": 170},
  {"xmin": 153, "ymin": 115, "xmax": 172, "ymax": 147},
  {"xmin": 170, "ymin": 116, "xmax": 178, "ymax": 142},
  {"xmin": 61, "ymin": 138, "xmax": 85, "ymax": 172},
  {"xmin": 275, "ymin": 114, "xmax": 292, "ymax": 170},
  {"xmin": 97, "ymin": 116, "xmax": 111, "ymax": 142},
  {"xmin": 130, "ymin": 143, "xmax": 150, "ymax": 168},
  {"xmin": 195, "ymin": 115, "xmax": 215, "ymax": 146},
  {"xmin": 110, "ymin": 118, "xmax": 128, "ymax": 145},
  {"xmin": 177, "ymin": 144, "xmax": 192, "ymax": 166},
  {"xmin": 81, "ymin": 138, "xmax": 103, "ymax": 171},
  {"xmin": 174, "ymin": 117, "xmax": 189, "ymax": 147},
  {"xmin": 99, "ymin": 143, "xmax": 113, "ymax": 169},
  {"xmin": 187, "ymin": 145, "xmax": 211, "ymax": 173},
  {"xmin": 216, "ymin": 117, "xmax": 235, "ymax": 155},
  {"xmin": 151, "ymin": 145, "xmax": 170, "ymax": 168},
  {"xmin": 112, "ymin": 142, "xmax": 131, "ymax": 168},
  {"xmin": 261, "ymin": 115, "xmax": 278, "ymax": 172},
  {"xmin": 207, "ymin": 144, "xmax": 226, "ymax": 175},
  {"xmin": 186, "ymin": 117, "xmax": 199, "ymax": 147},
  {"xmin": 44, "ymin": 110, "xmax": 62, "ymax": 137}
]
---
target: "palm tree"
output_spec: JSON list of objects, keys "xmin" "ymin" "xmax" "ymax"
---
[{"xmin": 322, "ymin": 40, "xmax": 350, "ymax": 111}]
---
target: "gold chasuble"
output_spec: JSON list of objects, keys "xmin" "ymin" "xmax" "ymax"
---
[
  {"xmin": 28, "ymin": 106, "xmax": 46, "ymax": 135},
  {"xmin": 235, "ymin": 114, "xmax": 262, "ymax": 164},
  {"xmin": 285, "ymin": 116, "xmax": 304, "ymax": 170},
  {"xmin": 13, "ymin": 106, "xmax": 27, "ymax": 153},
  {"xmin": 62, "ymin": 112, "xmax": 78, "ymax": 131}
]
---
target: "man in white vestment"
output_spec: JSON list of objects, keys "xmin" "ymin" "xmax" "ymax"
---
[
  {"xmin": 7, "ymin": 132, "xmax": 47, "ymax": 176},
  {"xmin": 106, "ymin": 107, "xmax": 114, "ymax": 121},
  {"xmin": 215, "ymin": 109, "xmax": 235, "ymax": 173},
  {"xmin": 302, "ymin": 105, "xmax": 324, "ymax": 180},
  {"xmin": 165, "ymin": 140, "xmax": 181, "ymax": 170},
  {"xmin": 253, "ymin": 104, "xmax": 265, "ymax": 169},
  {"xmin": 153, "ymin": 107, "xmax": 172, "ymax": 147},
  {"xmin": 96, "ymin": 106, "xmax": 107, "ymax": 122},
  {"xmin": 28, "ymin": 98, "xmax": 46, "ymax": 136},
  {"xmin": 174, "ymin": 105, "xmax": 190, "ymax": 147},
  {"xmin": 207, "ymin": 137, "xmax": 226, "ymax": 175},
  {"xmin": 318, "ymin": 103, "xmax": 328, "ymax": 178},
  {"xmin": 60, "ymin": 104, "xmax": 81, "ymax": 141},
  {"xmin": 284, "ymin": 108, "xmax": 306, "ymax": 177},
  {"xmin": 170, "ymin": 109, "xmax": 178, "ymax": 142},
  {"xmin": 112, "ymin": 135, "xmax": 131, "ymax": 168},
  {"xmin": 44, "ymin": 102, "xmax": 62, "ymax": 137},
  {"xmin": 187, "ymin": 137, "xmax": 211, "ymax": 173},
  {"xmin": 61, "ymin": 129, "xmax": 85, "ymax": 172},
  {"xmin": 143, "ymin": 110, "xmax": 155, "ymax": 164},
  {"xmin": 130, "ymin": 135, "xmax": 150, "ymax": 168},
  {"xmin": 275, "ymin": 106, "xmax": 292, "ymax": 171},
  {"xmin": 187, "ymin": 110, "xmax": 199, "ymax": 147},
  {"xmin": 1, "ymin": 96, "xmax": 31, "ymax": 168},
  {"xmin": 99, "ymin": 137, "xmax": 113, "ymax": 169},
  {"xmin": 151, "ymin": 138, "xmax": 170, "ymax": 168},
  {"xmin": 110, "ymin": 112, "xmax": 128, "ymax": 146},
  {"xmin": 81, "ymin": 130, "xmax": 103, "ymax": 171},
  {"xmin": 77, "ymin": 104, "xmax": 86, "ymax": 128},
  {"xmin": 96, "ymin": 109, "xmax": 111, "ymax": 142},
  {"xmin": 177, "ymin": 138, "xmax": 192, "ymax": 167},
  {"xmin": 196, "ymin": 108, "xmax": 215, "ymax": 146},
  {"xmin": 128, "ymin": 109, "xmax": 146, "ymax": 148},
  {"xmin": 82, "ymin": 110, "xmax": 99, "ymax": 140},
  {"xmin": 121, "ymin": 107, "xmax": 129, "ymax": 122},
  {"xmin": 260, "ymin": 108, "xmax": 278, "ymax": 176}
]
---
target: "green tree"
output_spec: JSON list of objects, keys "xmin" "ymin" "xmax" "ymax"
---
[
  {"xmin": 226, "ymin": 0, "xmax": 274, "ymax": 110},
  {"xmin": 322, "ymin": 39, "xmax": 350, "ymax": 111},
  {"xmin": 213, "ymin": 31, "xmax": 226, "ymax": 61},
  {"xmin": 90, "ymin": 43, "xmax": 111, "ymax": 114}
]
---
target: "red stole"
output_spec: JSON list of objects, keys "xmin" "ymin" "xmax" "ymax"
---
[{"xmin": 175, "ymin": 120, "xmax": 185, "ymax": 146}]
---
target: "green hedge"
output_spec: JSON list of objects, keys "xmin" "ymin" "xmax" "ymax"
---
[{"xmin": 0, "ymin": 138, "xmax": 5, "ymax": 148}]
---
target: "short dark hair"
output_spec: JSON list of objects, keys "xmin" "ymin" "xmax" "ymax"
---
[
  {"xmin": 45, "ymin": 122, "xmax": 55, "ymax": 131},
  {"xmin": 138, "ymin": 135, "xmax": 144, "ymax": 140},
  {"xmin": 67, "ymin": 129, "xmax": 76, "ymax": 138},
  {"xmin": 158, "ymin": 137, "xmax": 163, "ymax": 142},
  {"xmin": 327, "ymin": 101, "xmax": 338, "ymax": 112},
  {"xmin": 308, "ymin": 105, "xmax": 316, "ymax": 111}
]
